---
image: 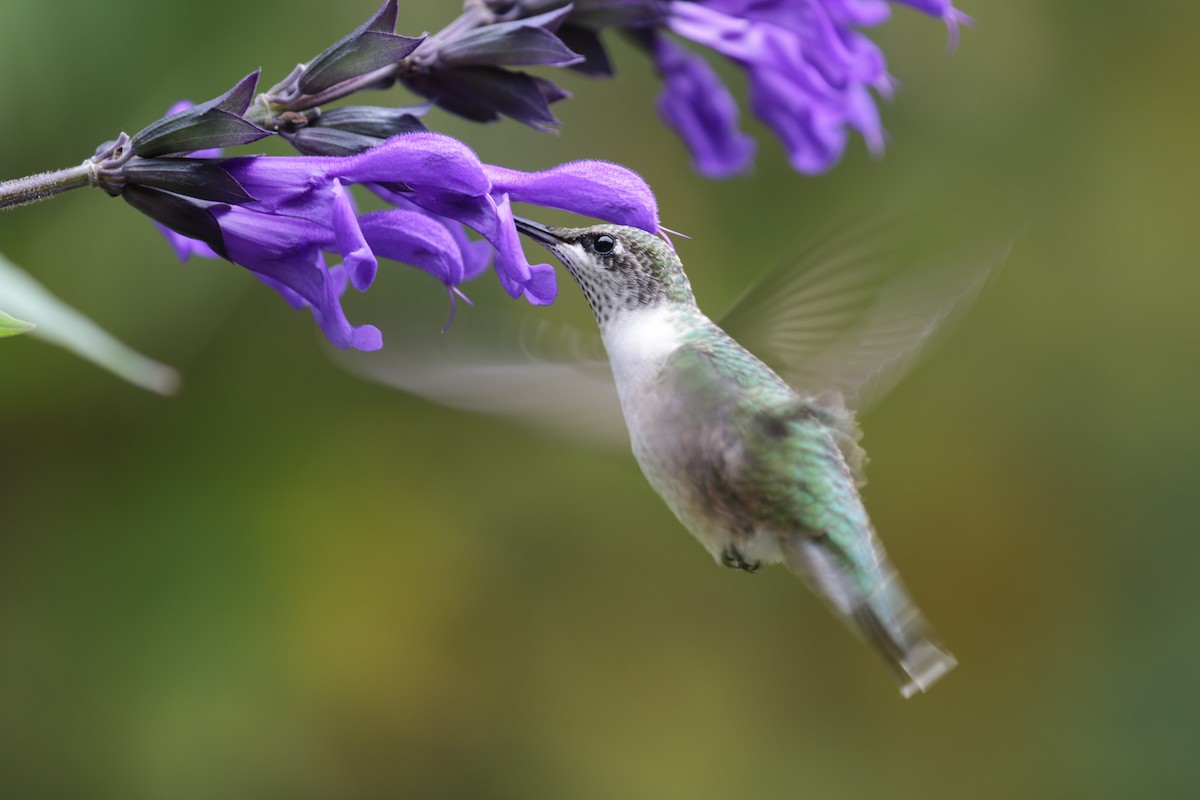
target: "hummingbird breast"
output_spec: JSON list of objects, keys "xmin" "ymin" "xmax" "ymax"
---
[{"xmin": 603, "ymin": 309, "xmax": 857, "ymax": 567}]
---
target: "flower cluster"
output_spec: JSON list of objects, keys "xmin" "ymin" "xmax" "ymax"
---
[
  {"xmin": 118, "ymin": 126, "xmax": 658, "ymax": 350},
  {"xmin": 490, "ymin": 0, "xmax": 969, "ymax": 177},
  {"xmin": 654, "ymin": 0, "xmax": 971, "ymax": 176},
  {"xmin": 71, "ymin": 0, "xmax": 963, "ymax": 353},
  {"xmin": 72, "ymin": 2, "xmax": 668, "ymax": 352},
  {"xmin": 240, "ymin": 0, "xmax": 969, "ymax": 178}
]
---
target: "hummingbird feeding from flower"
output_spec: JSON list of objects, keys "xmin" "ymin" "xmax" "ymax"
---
[{"xmin": 348, "ymin": 212, "xmax": 1004, "ymax": 697}]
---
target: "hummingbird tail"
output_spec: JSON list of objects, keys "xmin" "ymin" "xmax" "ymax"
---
[
  {"xmin": 851, "ymin": 598, "xmax": 957, "ymax": 699},
  {"xmin": 786, "ymin": 538, "xmax": 957, "ymax": 698}
]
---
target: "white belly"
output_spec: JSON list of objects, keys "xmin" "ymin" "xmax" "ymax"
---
[{"xmin": 600, "ymin": 309, "xmax": 785, "ymax": 567}]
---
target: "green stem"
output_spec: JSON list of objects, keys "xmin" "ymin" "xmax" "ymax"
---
[{"xmin": 0, "ymin": 162, "xmax": 94, "ymax": 212}]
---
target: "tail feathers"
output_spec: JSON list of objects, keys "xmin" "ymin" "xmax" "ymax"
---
[
  {"xmin": 851, "ymin": 601, "xmax": 957, "ymax": 698},
  {"xmin": 786, "ymin": 537, "xmax": 957, "ymax": 697}
]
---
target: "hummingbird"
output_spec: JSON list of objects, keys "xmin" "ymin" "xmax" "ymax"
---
[
  {"xmin": 345, "ymin": 212, "xmax": 1003, "ymax": 697},
  {"xmin": 507, "ymin": 216, "xmax": 975, "ymax": 698}
]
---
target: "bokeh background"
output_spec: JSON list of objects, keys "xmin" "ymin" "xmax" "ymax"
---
[{"xmin": 2, "ymin": 1, "xmax": 1198, "ymax": 797}]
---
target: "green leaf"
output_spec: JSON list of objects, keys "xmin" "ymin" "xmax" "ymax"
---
[
  {"xmin": 0, "ymin": 308, "xmax": 36, "ymax": 336},
  {"xmin": 0, "ymin": 250, "xmax": 180, "ymax": 395}
]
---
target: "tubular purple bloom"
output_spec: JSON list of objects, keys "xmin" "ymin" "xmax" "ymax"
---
[
  {"xmin": 338, "ymin": 132, "xmax": 491, "ymax": 195},
  {"xmin": 484, "ymin": 161, "xmax": 661, "ymax": 234},
  {"xmin": 652, "ymin": 35, "xmax": 755, "ymax": 179},
  {"xmin": 359, "ymin": 209, "xmax": 467, "ymax": 290},
  {"xmin": 223, "ymin": 133, "xmax": 658, "ymax": 296},
  {"xmin": 211, "ymin": 204, "xmax": 382, "ymax": 351},
  {"xmin": 139, "ymin": 127, "xmax": 658, "ymax": 344},
  {"xmin": 383, "ymin": 186, "xmax": 553, "ymax": 304},
  {"xmin": 221, "ymin": 133, "xmax": 487, "ymax": 218},
  {"xmin": 367, "ymin": 184, "xmax": 493, "ymax": 281}
]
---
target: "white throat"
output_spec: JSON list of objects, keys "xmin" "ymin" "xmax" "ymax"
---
[{"xmin": 599, "ymin": 305, "xmax": 691, "ymax": 410}]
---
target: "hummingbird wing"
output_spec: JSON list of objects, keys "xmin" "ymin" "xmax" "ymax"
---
[
  {"xmin": 335, "ymin": 269, "xmax": 628, "ymax": 449},
  {"xmin": 718, "ymin": 218, "xmax": 1011, "ymax": 412}
]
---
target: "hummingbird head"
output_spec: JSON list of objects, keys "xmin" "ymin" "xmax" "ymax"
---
[{"xmin": 514, "ymin": 218, "xmax": 695, "ymax": 325}]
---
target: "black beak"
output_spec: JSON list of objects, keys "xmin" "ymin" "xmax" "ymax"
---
[{"xmin": 513, "ymin": 215, "xmax": 563, "ymax": 246}]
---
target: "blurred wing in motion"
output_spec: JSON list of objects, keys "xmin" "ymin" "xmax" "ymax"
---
[
  {"xmin": 337, "ymin": 270, "xmax": 627, "ymax": 449},
  {"xmin": 719, "ymin": 216, "xmax": 1012, "ymax": 411}
]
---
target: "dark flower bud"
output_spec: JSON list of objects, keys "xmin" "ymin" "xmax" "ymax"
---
[
  {"xmin": 404, "ymin": 67, "xmax": 566, "ymax": 132},
  {"xmin": 553, "ymin": 0, "xmax": 667, "ymax": 29},
  {"xmin": 299, "ymin": 0, "xmax": 425, "ymax": 95},
  {"xmin": 283, "ymin": 128, "xmax": 390, "ymax": 157},
  {"xmin": 435, "ymin": 7, "xmax": 582, "ymax": 68},
  {"xmin": 122, "ymin": 186, "xmax": 227, "ymax": 259},
  {"xmin": 556, "ymin": 25, "xmax": 614, "ymax": 76},
  {"xmin": 123, "ymin": 158, "xmax": 255, "ymax": 204},
  {"xmin": 312, "ymin": 105, "xmax": 429, "ymax": 139},
  {"xmin": 131, "ymin": 72, "xmax": 270, "ymax": 157}
]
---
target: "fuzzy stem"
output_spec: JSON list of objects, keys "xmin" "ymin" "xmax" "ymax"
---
[{"xmin": 0, "ymin": 162, "xmax": 94, "ymax": 212}]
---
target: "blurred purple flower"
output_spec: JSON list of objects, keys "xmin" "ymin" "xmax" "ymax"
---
[
  {"xmin": 641, "ymin": 0, "xmax": 969, "ymax": 176},
  {"xmin": 650, "ymin": 35, "xmax": 755, "ymax": 178},
  {"xmin": 147, "ymin": 132, "xmax": 660, "ymax": 348}
]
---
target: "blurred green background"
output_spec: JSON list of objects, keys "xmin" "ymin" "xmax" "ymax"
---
[{"xmin": 2, "ymin": 1, "xmax": 1198, "ymax": 797}]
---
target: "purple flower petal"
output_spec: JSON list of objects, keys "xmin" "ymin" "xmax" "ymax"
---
[
  {"xmin": 825, "ymin": 0, "xmax": 893, "ymax": 27},
  {"xmin": 657, "ymin": 0, "xmax": 963, "ymax": 175},
  {"xmin": 330, "ymin": 179, "xmax": 378, "ymax": 291},
  {"xmin": 223, "ymin": 132, "xmax": 491, "ymax": 220},
  {"xmin": 484, "ymin": 161, "xmax": 660, "ymax": 234},
  {"xmin": 368, "ymin": 184, "xmax": 494, "ymax": 281},
  {"xmin": 891, "ymin": 0, "xmax": 973, "ymax": 50},
  {"xmin": 449, "ymin": 223, "xmax": 493, "ymax": 282},
  {"xmin": 339, "ymin": 132, "xmax": 490, "ymax": 195},
  {"xmin": 845, "ymin": 82, "xmax": 885, "ymax": 156},
  {"xmin": 381, "ymin": 186, "xmax": 556, "ymax": 304},
  {"xmin": 212, "ymin": 205, "xmax": 381, "ymax": 351},
  {"xmin": 490, "ymin": 193, "xmax": 557, "ymax": 305},
  {"xmin": 155, "ymin": 222, "xmax": 220, "ymax": 261},
  {"xmin": 221, "ymin": 156, "xmax": 333, "ymax": 217},
  {"xmin": 651, "ymin": 36, "xmax": 755, "ymax": 179},
  {"xmin": 359, "ymin": 209, "xmax": 466, "ymax": 288},
  {"xmin": 748, "ymin": 67, "xmax": 849, "ymax": 173}
]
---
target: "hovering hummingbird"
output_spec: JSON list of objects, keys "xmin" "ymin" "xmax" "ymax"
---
[
  {"xmin": 347, "ymin": 214, "xmax": 1003, "ymax": 697},
  {"xmin": 512, "ymin": 217, "xmax": 990, "ymax": 698}
]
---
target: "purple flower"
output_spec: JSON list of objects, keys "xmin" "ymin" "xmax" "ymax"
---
[
  {"xmin": 638, "ymin": 0, "xmax": 969, "ymax": 175},
  {"xmin": 366, "ymin": 183, "xmax": 494, "ymax": 283},
  {"xmin": 156, "ymin": 222, "xmax": 219, "ymax": 261},
  {"xmin": 484, "ymin": 160, "xmax": 661, "ymax": 233},
  {"xmin": 892, "ymin": 0, "xmax": 972, "ymax": 49},
  {"xmin": 650, "ymin": 34, "xmax": 755, "ymax": 178},
  {"xmin": 145, "ymin": 131, "xmax": 660, "ymax": 348},
  {"xmin": 211, "ymin": 204, "xmax": 383, "ymax": 351}
]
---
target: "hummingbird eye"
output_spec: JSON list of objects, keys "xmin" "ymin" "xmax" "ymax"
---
[{"xmin": 592, "ymin": 234, "xmax": 616, "ymax": 254}]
